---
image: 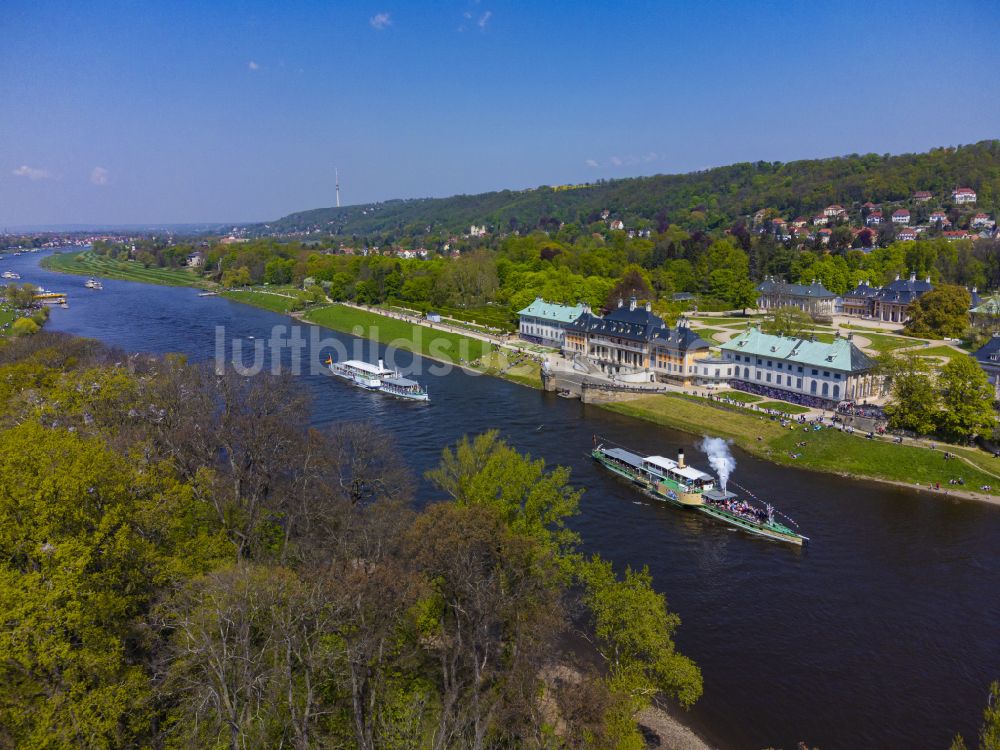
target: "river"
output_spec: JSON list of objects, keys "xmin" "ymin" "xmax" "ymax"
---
[{"xmin": 8, "ymin": 249, "xmax": 1000, "ymax": 749}]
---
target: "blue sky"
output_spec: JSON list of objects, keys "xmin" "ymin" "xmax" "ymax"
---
[{"xmin": 2, "ymin": 0, "xmax": 999, "ymax": 226}]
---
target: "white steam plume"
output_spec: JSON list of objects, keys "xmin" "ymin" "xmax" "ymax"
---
[{"xmin": 699, "ymin": 436, "xmax": 736, "ymax": 492}]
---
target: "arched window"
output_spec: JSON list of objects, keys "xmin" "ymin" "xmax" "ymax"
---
[
  {"xmin": 822, "ymin": 382, "xmax": 829, "ymax": 396},
  {"xmin": 810, "ymin": 381, "xmax": 817, "ymax": 394},
  {"xmin": 744, "ymin": 367, "xmax": 749, "ymax": 379},
  {"xmin": 833, "ymin": 384, "xmax": 840, "ymax": 399}
]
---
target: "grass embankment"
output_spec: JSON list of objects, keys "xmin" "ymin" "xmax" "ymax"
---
[
  {"xmin": 857, "ymin": 331, "xmax": 927, "ymax": 353},
  {"xmin": 305, "ymin": 304, "xmax": 491, "ymax": 362},
  {"xmin": 911, "ymin": 345, "xmax": 961, "ymax": 360},
  {"xmin": 757, "ymin": 401, "xmax": 810, "ymax": 414},
  {"xmin": 43, "ymin": 250, "xmax": 210, "ymax": 288},
  {"xmin": 222, "ymin": 290, "xmax": 298, "ymax": 313},
  {"xmin": 604, "ymin": 393, "xmax": 1000, "ymax": 493}
]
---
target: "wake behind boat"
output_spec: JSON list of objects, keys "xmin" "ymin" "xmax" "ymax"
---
[
  {"xmin": 592, "ymin": 438, "xmax": 807, "ymax": 546},
  {"xmin": 325, "ymin": 356, "xmax": 430, "ymax": 402}
]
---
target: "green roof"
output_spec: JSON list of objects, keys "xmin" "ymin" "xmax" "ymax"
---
[
  {"xmin": 972, "ymin": 295, "xmax": 1000, "ymax": 316},
  {"xmin": 517, "ymin": 297, "xmax": 589, "ymax": 324},
  {"xmin": 720, "ymin": 328, "xmax": 875, "ymax": 372}
]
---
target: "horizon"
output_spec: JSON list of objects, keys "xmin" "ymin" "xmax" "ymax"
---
[{"xmin": 3, "ymin": 0, "xmax": 999, "ymax": 226}]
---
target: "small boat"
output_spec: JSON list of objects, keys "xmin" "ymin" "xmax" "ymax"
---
[
  {"xmin": 2, "ymin": 271, "xmax": 21, "ymax": 280},
  {"xmin": 592, "ymin": 440, "xmax": 807, "ymax": 546},
  {"xmin": 84, "ymin": 278, "xmax": 103, "ymax": 290},
  {"xmin": 325, "ymin": 356, "xmax": 429, "ymax": 401}
]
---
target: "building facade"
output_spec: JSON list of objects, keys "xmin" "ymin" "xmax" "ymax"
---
[
  {"xmin": 871, "ymin": 274, "xmax": 933, "ymax": 323},
  {"xmin": 974, "ymin": 335, "xmax": 1000, "ymax": 398},
  {"xmin": 563, "ymin": 298, "xmax": 712, "ymax": 384},
  {"xmin": 756, "ymin": 277, "xmax": 836, "ymax": 322},
  {"xmin": 517, "ymin": 298, "xmax": 591, "ymax": 348},
  {"xmin": 719, "ymin": 327, "xmax": 881, "ymax": 406}
]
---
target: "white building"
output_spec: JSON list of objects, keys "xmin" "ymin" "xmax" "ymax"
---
[
  {"xmin": 953, "ymin": 187, "xmax": 977, "ymax": 204},
  {"xmin": 517, "ymin": 298, "xmax": 591, "ymax": 348}
]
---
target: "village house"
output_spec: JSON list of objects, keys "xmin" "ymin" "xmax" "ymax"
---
[
  {"xmin": 897, "ymin": 227, "xmax": 918, "ymax": 241},
  {"xmin": 913, "ymin": 191, "xmax": 933, "ymax": 202},
  {"xmin": 719, "ymin": 327, "xmax": 881, "ymax": 406},
  {"xmin": 823, "ymin": 205, "xmax": 846, "ymax": 218},
  {"xmin": 755, "ymin": 277, "xmax": 836, "ymax": 322},
  {"xmin": 865, "ymin": 210, "xmax": 884, "ymax": 226},
  {"xmin": 971, "ymin": 214, "xmax": 996, "ymax": 229},
  {"xmin": 562, "ymin": 298, "xmax": 712, "ymax": 384},
  {"xmin": 818, "ymin": 228, "xmax": 833, "ymax": 244},
  {"xmin": 929, "ymin": 211, "xmax": 950, "ymax": 226},
  {"xmin": 185, "ymin": 251, "xmax": 204, "ymax": 268},
  {"xmin": 517, "ymin": 298, "xmax": 592, "ymax": 348},
  {"xmin": 891, "ymin": 209, "xmax": 911, "ymax": 225},
  {"xmin": 812, "ymin": 214, "xmax": 829, "ymax": 227},
  {"xmin": 952, "ymin": 187, "xmax": 977, "ymax": 204},
  {"xmin": 609, "ymin": 219, "xmax": 625, "ymax": 231},
  {"xmin": 943, "ymin": 230, "xmax": 971, "ymax": 240}
]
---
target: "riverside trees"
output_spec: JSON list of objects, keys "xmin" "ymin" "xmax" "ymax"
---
[{"xmin": 0, "ymin": 332, "xmax": 702, "ymax": 749}]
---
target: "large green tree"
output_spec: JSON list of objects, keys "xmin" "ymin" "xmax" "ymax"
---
[
  {"xmin": 906, "ymin": 285, "xmax": 972, "ymax": 338},
  {"xmin": 883, "ymin": 356, "xmax": 940, "ymax": 436},
  {"xmin": 936, "ymin": 355, "xmax": 996, "ymax": 443}
]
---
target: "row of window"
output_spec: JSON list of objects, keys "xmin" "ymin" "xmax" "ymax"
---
[{"xmin": 726, "ymin": 353, "xmax": 843, "ymax": 380}]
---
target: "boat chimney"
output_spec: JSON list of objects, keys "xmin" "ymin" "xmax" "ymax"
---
[
  {"xmin": 677, "ymin": 448, "xmax": 686, "ymax": 468},
  {"xmin": 378, "ymin": 358, "xmax": 384, "ymax": 370}
]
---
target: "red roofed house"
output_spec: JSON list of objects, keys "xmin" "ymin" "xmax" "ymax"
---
[
  {"xmin": 943, "ymin": 230, "xmax": 970, "ymax": 240},
  {"xmin": 891, "ymin": 209, "xmax": 910, "ymax": 225},
  {"xmin": 897, "ymin": 227, "xmax": 918, "ymax": 241},
  {"xmin": 912, "ymin": 191, "xmax": 933, "ymax": 202},
  {"xmin": 818, "ymin": 228, "xmax": 833, "ymax": 244},
  {"xmin": 971, "ymin": 214, "xmax": 996, "ymax": 229},
  {"xmin": 866, "ymin": 210, "xmax": 884, "ymax": 226},
  {"xmin": 813, "ymin": 214, "xmax": 829, "ymax": 227},
  {"xmin": 929, "ymin": 211, "xmax": 949, "ymax": 225},
  {"xmin": 952, "ymin": 187, "xmax": 977, "ymax": 204},
  {"xmin": 823, "ymin": 205, "xmax": 845, "ymax": 218}
]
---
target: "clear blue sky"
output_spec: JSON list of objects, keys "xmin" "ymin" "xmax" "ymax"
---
[{"xmin": 2, "ymin": 0, "xmax": 999, "ymax": 226}]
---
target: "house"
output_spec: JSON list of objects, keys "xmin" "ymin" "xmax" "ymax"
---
[
  {"xmin": 891, "ymin": 209, "xmax": 911, "ymax": 225},
  {"xmin": 897, "ymin": 227, "xmax": 918, "ymax": 241},
  {"xmin": 824, "ymin": 205, "xmax": 846, "ymax": 218},
  {"xmin": 973, "ymin": 334, "xmax": 1000, "ymax": 398},
  {"xmin": 756, "ymin": 277, "xmax": 836, "ymax": 322},
  {"xmin": 943, "ymin": 230, "xmax": 971, "ymax": 240},
  {"xmin": 812, "ymin": 214, "xmax": 829, "ymax": 227},
  {"xmin": 609, "ymin": 219, "xmax": 625, "ymax": 231},
  {"xmin": 971, "ymin": 214, "xmax": 996, "ymax": 229},
  {"xmin": 871, "ymin": 273, "xmax": 933, "ymax": 323},
  {"xmin": 841, "ymin": 280, "xmax": 881, "ymax": 317},
  {"xmin": 866, "ymin": 210, "xmax": 884, "ymax": 226},
  {"xmin": 752, "ymin": 209, "xmax": 767, "ymax": 225},
  {"xmin": 719, "ymin": 327, "xmax": 881, "ymax": 406},
  {"xmin": 517, "ymin": 298, "xmax": 592, "ymax": 348},
  {"xmin": 913, "ymin": 191, "xmax": 933, "ymax": 203},
  {"xmin": 929, "ymin": 211, "xmax": 950, "ymax": 226},
  {"xmin": 952, "ymin": 187, "xmax": 977, "ymax": 204},
  {"xmin": 469, "ymin": 225, "xmax": 488, "ymax": 237},
  {"xmin": 790, "ymin": 217, "xmax": 808, "ymax": 228},
  {"xmin": 818, "ymin": 228, "xmax": 833, "ymax": 244},
  {"xmin": 563, "ymin": 298, "xmax": 713, "ymax": 384},
  {"xmin": 185, "ymin": 251, "xmax": 204, "ymax": 268}
]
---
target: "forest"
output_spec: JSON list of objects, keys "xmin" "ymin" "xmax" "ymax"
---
[
  {"xmin": 263, "ymin": 141, "xmax": 1000, "ymax": 236},
  {"xmin": 0, "ymin": 332, "xmax": 702, "ymax": 750}
]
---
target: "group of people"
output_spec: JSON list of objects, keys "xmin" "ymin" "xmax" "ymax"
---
[
  {"xmin": 705, "ymin": 494, "xmax": 772, "ymax": 526},
  {"xmin": 837, "ymin": 401, "xmax": 886, "ymax": 420}
]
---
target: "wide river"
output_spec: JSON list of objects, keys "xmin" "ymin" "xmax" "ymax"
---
[{"xmin": 9, "ymin": 249, "xmax": 1000, "ymax": 749}]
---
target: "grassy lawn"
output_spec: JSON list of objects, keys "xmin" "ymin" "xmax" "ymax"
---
[
  {"xmin": 719, "ymin": 391, "xmax": 761, "ymax": 403},
  {"xmin": 911, "ymin": 345, "xmax": 963, "ymax": 360},
  {"xmin": 804, "ymin": 331, "xmax": 836, "ymax": 343},
  {"xmin": 603, "ymin": 393, "xmax": 1000, "ymax": 494},
  {"xmin": 43, "ymin": 250, "xmax": 210, "ymax": 288},
  {"xmin": 473, "ymin": 349, "xmax": 541, "ymax": 387},
  {"xmin": 0, "ymin": 308, "xmax": 16, "ymax": 337},
  {"xmin": 856, "ymin": 331, "xmax": 927, "ymax": 353},
  {"xmin": 304, "ymin": 304, "xmax": 492, "ymax": 366},
  {"xmin": 222, "ymin": 290, "xmax": 299, "ymax": 313},
  {"xmin": 689, "ymin": 327, "xmax": 728, "ymax": 342},
  {"xmin": 757, "ymin": 401, "xmax": 810, "ymax": 414}
]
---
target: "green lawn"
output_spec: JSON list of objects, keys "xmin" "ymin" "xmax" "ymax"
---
[
  {"xmin": 689, "ymin": 327, "xmax": 728, "ymax": 342},
  {"xmin": 0, "ymin": 308, "xmax": 16, "ymax": 336},
  {"xmin": 756, "ymin": 401, "xmax": 810, "ymax": 414},
  {"xmin": 222, "ymin": 290, "xmax": 298, "ymax": 313},
  {"xmin": 43, "ymin": 250, "xmax": 210, "ymax": 288},
  {"xmin": 911, "ymin": 345, "xmax": 963, "ymax": 360},
  {"xmin": 856, "ymin": 331, "xmax": 927, "ymax": 353},
  {"xmin": 719, "ymin": 391, "xmax": 761, "ymax": 403},
  {"xmin": 603, "ymin": 393, "xmax": 1000, "ymax": 494},
  {"xmin": 304, "ymin": 304, "xmax": 492, "ymax": 365}
]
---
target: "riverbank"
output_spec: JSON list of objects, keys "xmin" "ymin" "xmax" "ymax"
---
[
  {"xmin": 41, "ymin": 249, "xmax": 211, "ymax": 288},
  {"xmin": 604, "ymin": 394, "xmax": 1000, "ymax": 505}
]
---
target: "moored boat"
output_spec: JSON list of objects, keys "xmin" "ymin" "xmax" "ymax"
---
[
  {"xmin": 592, "ymin": 440, "xmax": 807, "ymax": 545},
  {"xmin": 2, "ymin": 271, "xmax": 21, "ymax": 280},
  {"xmin": 325, "ymin": 356, "xmax": 430, "ymax": 401}
]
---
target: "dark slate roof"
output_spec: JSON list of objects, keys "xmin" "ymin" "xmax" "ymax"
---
[
  {"xmin": 756, "ymin": 277, "xmax": 836, "ymax": 299},
  {"xmin": 974, "ymin": 335, "xmax": 1000, "ymax": 364},
  {"xmin": 566, "ymin": 303, "xmax": 710, "ymax": 352},
  {"xmin": 874, "ymin": 276, "xmax": 933, "ymax": 305},
  {"xmin": 844, "ymin": 281, "xmax": 880, "ymax": 299}
]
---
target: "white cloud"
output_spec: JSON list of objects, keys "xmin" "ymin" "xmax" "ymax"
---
[
  {"xmin": 248, "ymin": 60, "xmax": 260, "ymax": 71},
  {"xmin": 477, "ymin": 10, "xmax": 492, "ymax": 28},
  {"xmin": 90, "ymin": 166, "xmax": 109, "ymax": 186},
  {"xmin": 609, "ymin": 156, "xmax": 623, "ymax": 167},
  {"xmin": 585, "ymin": 159, "xmax": 599, "ymax": 168},
  {"xmin": 12, "ymin": 165, "xmax": 51, "ymax": 180},
  {"xmin": 643, "ymin": 151, "xmax": 659, "ymax": 162},
  {"xmin": 370, "ymin": 12, "xmax": 391, "ymax": 30}
]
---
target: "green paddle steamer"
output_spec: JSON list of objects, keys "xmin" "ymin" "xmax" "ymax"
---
[{"xmin": 592, "ymin": 441, "xmax": 808, "ymax": 546}]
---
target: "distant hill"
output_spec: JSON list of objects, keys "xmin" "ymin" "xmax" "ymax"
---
[{"xmin": 263, "ymin": 140, "xmax": 1000, "ymax": 237}]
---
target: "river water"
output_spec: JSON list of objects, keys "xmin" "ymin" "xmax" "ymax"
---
[{"xmin": 8, "ymin": 249, "xmax": 1000, "ymax": 749}]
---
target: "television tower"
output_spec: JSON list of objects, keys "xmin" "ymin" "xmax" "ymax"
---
[{"xmin": 335, "ymin": 168, "xmax": 341, "ymax": 208}]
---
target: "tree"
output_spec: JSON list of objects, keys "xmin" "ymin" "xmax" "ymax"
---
[
  {"xmin": 762, "ymin": 305, "xmax": 814, "ymax": 338},
  {"xmin": 936, "ymin": 355, "xmax": 996, "ymax": 443},
  {"xmin": 906, "ymin": 285, "xmax": 972, "ymax": 338},
  {"xmin": 10, "ymin": 317, "xmax": 40, "ymax": 336},
  {"xmin": 604, "ymin": 264, "xmax": 655, "ymax": 310},
  {"xmin": 950, "ymin": 681, "xmax": 1000, "ymax": 750},
  {"xmin": 883, "ymin": 356, "xmax": 940, "ymax": 436}
]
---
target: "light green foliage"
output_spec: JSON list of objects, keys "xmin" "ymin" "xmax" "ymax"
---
[
  {"xmin": 951, "ymin": 681, "xmax": 1000, "ymax": 750},
  {"xmin": 937, "ymin": 355, "xmax": 996, "ymax": 443},
  {"xmin": 10, "ymin": 317, "xmax": 39, "ymax": 336},
  {"xmin": 884, "ymin": 356, "xmax": 940, "ymax": 436},
  {"xmin": 761, "ymin": 305, "xmax": 814, "ymax": 338}
]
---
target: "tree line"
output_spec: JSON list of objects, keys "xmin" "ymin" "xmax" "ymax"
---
[{"xmin": 0, "ymin": 332, "xmax": 702, "ymax": 749}]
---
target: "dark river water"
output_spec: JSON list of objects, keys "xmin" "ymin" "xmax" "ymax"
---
[{"xmin": 9, "ymin": 249, "xmax": 1000, "ymax": 749}]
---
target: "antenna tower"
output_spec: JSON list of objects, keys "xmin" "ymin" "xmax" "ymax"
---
[{"xmin": 335, "ymin": 168, "xmax": 341, "ymax": 208}]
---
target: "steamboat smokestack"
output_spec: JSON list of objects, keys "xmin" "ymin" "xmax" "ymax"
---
[{"xmin": 677, "ymin": 449, "xmax": 686, "ymax": 468}]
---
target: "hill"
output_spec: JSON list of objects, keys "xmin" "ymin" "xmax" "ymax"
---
[{"xmin": 263, "ymin": 140, "xmax": 1000, "ymax": 236}]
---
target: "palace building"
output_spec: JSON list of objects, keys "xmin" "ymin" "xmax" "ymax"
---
[
  {"xmin": 719, "ymin": 327, "xmax": 881, "ymax": 406},
  {"xmin": 517, "ymin": 298, "xmax": 591, "ymax": 348},
  {"xmin": 563, "ymin": 297, "xmax": 712, "ymax": 385},
  {"xmin": 756, "ymin": 278, "xmax": 836, "ymax": 322}
]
